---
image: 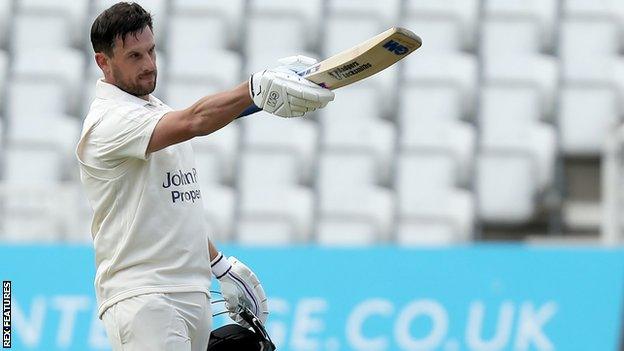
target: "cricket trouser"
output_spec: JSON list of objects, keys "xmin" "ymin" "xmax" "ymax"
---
[{"xmin": 102, "ymin": 292, "xmax": 212, "ymax": 351}]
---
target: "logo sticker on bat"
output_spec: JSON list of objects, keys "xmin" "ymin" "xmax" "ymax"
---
[{"xmin": 383, "ymin": 40, "xmax": 410, "ymax": 55}]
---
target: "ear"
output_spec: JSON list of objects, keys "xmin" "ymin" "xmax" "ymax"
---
[{"xmin": 94, "ymin": 52, "xmax": 110, "ymax": 76}]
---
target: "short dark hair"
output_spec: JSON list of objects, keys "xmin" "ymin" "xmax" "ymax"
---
[{"xmin": 90, "ymin": 2, "xmax": 153, "ymax": 57}]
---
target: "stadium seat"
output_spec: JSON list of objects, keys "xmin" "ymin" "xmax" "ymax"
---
[
  {"xmin": 0, "ymin": 185, "xmax": 64, "ymax": 242},
  {"xmin": 245, "ymin": 16, "xmax": 308, "ymax": 57},
  {"xmin": 403, "ymin": 53, "xmax": 478, "ymax": 117},
  {"xmin": 0, "ymin": 1, "xmax": 12, "ymax": 48},
  {"xmin": 320, "ymin": 85, "xmax": 382, "ymax": 123},
  {"xmin": 559, "ymin": 87, "xmax": 620, "ymax": 156},
  {"xmin": 401, "ymin": 17, "xmax": 462, "ymax": 54},
  {"xmin": 7, "ymin": 78, "xmax": 68, "ymax": 118},
  {"xmin": 12, "ymin": 14, "xmax": 71, "ymax": 52},
  {"xmin": 481, "ymin": 20, "xmax": 542, "ymax": 57},
  {"xmin": 479, "ymin": 85, "xmax": 556, "ymax": 189},
  {"xmin": 240, "ymin": 114, "xmax": 318, "ymax": 183},
  {"xmin": 201, "ymin": 185, "xmax": 236, "ymax": 243},
  {"xmin": 316, "ymin": 151, "xmax": 395, "ymax": 243},
  {"xmin": 12, "ymin": 49, "xmax": 85, "ymax": 115},
  {"xmin": 192, "ymin": 124, "xmax": 240, "ymax": 185},
  {"xmin": 476, "ymin": 151, "xmax": 537, "ymax": 224},
  {"xmin": 249, "ymin": 0, "xmax": 323, "ymax": 51},
  {"xmin": 484, "ymin": 0, "xmax": 557, "ymax": 51},
  {"xmin": 7, "ymin": 112, "xmax": 80, "ymax": 153},
  {"xmin": 404, "ymin": 0, "xmax": 479, "ymax": 50},
  {"xmin": 170, "ymin": 0, "xmax": 245, "ymax": 50},
  {"xmin": 559, "ymin": 19, "xmax": 619, "ymax": 61},
  {"xmin": 327, "ymin": 0, "xmax": 401, "ymax": 28},
  {"xmin": 4, "ymin": 145, "xmax": 64, "ymax": 184},
  {"xmin": 395, "ymin": 153, "xmax": 474, "ymax": 243},
  {"xmin": 167, "ymin": 50, "xmax": 242, "ymax": 95},
  {"xmin": 238, "ymin": 150, "xmax": 300, "ymax": 191},
  {"xmin": 320, "ymin": 117, "xmax": 395, "ymax": 184},
  {"xmin": 167, "ymin": 15, "xmax": 229, "ymax": 53},
  {"xmin": 0, "ymin": 51, "xmax": 9, "ymax": 106},
  {"xmin": 237, "ymin": 186, "xmax": 314, "ymax": 244},
  {"xmin": 323, "ymin": 17, "xmax": 385, "ymax": 58},
  {"xmin": 17, "ymin": 0, "xmax": 90, "ymax": 47},
  {"xmin": 482, "ymin": 55, "xmax": 558, "ymax": 116},
  {"xmin": 399, "ymin": 86, "xmax": 475, "ymax": 184}
]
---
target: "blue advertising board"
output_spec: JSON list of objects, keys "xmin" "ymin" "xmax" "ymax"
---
[{"xmin": 0, "ymin": 245, "xmax": 622, "ymax": 351}]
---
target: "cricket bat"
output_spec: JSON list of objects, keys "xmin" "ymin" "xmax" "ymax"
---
[
  {"xmin": 238, "ymin": 27, "xmax": 422, "ymax": 117},
  {"xmin": 298, "ymin": 27, "xmax": 422, "ymax": 89}
]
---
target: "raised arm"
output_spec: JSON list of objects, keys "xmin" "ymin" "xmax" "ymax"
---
[{"xmin": 147, "ymin": 82, "xmax": 251, "ymax": 154}]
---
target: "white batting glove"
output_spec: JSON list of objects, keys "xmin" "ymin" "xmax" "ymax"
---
[
  {"xmin": 211, "ymin": 252, "xmax": 269, "ymax": 327},
  {"xmin": 276, "ymin": 55, "xmax": 318, "ymax": 74},
  {"xmin": 249, "ymin": 69, "xmax": 335, "ymax": 118}
]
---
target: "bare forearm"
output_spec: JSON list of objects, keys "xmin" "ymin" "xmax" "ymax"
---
[
  {"xmin": 189, "ymin": 82, "xmax": 252, "ymax": 137},
  {"xmin": 208, "ymin": 239, "xmax": 219, "ymax": 261}
]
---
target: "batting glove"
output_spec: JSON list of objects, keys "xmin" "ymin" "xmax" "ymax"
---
[
  {"xmin": 249, "ymin": 68, "xmax": 334, "ymax": 118},
  {"xmin": 211, "ymin": 252, "xmax": 269, "ymax": 327}
]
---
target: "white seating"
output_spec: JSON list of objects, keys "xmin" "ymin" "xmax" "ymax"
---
[
  {"xmin": 327, "ymin": 0, "xmax": 401, "ymax": 26},
  {"xmin": 17, "ymin": 0, "xmax": 90, "ymax": 46},
  {"xmin": 476, "ymin": 151, "xmax": 537, "ymax": 224},
  {"xmin": 479, "ymin": 85, "xmax": 556, "ymax": 189},
  {"xmin": 12, "ymin": 49, "xmax": 84, "ymax": 115},
  {"xmin": 395, "ymin": 153, "xmax": 474, "ymax": 243},
  {"xmin": 249, "ymin": 0, "xmax": 323, "ymax": 51},
  {"xmin": 238, "ymin": 150, "xmax": 300, "ymax": 190},
  {"xmin": 7, "ymin": 113, "xmax": 80, "ymax": 152},
  {"xmin": 404, "ymin": 53, "xmax": 478, "ymax": 117},
  {"xmin": 4, "ymin": 145, "xmax": 64, "ymax": 184},
  {"xmin": 237, "ymin": 186, "xmax": 314, "ymax": 244},
  {"xmin": 240, "ymin": 113, "xmax": 318, "ymax": 183},
  {"xmin": 167, "ymin": 50, "xmax": 242, "ymax": 93},
  {"xmin": 8, "ymin": 78, "xmax": 68, "ymax": 117},
  {"xmin": 320, "ymin": 85, "xmax": 382, "ymax": 122},
  {"xmin": 201, "ymin": 185, "xmax": 236, "ymax": 243},
  {"xmin": 559, "ymin": 19, "xmax": 619, "ymax": 61},
  {"xmin": 317, "ymin": 151, "xmax": 394, "ymax": 242},
  {"xmin": 482, "ymin": 55, "xmax": 558, "ymax": 116},
  {"xmin": 0, "ymin": 1, "xmax": 12, "ymax": 48},
  {"xmin": 401, "ymin": 17, "xmax": 463, "ymax": 54},
  {"xmin": 12, "ymin": 14, "xmax": 71, "ymax": 52},
  {"xmin": 399, "ymin": 86, "xmax": 475, "ymax": 184},
  {"xmin": 245, "ymin": 16, "xmax": 308, "ymax": 57},
  {"xmin": 485, "ymin": 0, "xmax": 558, "ymax": 51},
  {"xmin": 167, "ymin": 15, "xmax": 229, "ymax": 53},
  {"xmin": 93, "ymin": 0, "xmax": 168, "ymax": 46},
  {"xmin": 170, "ymin": 0, "xmax": 245, "ymax": 49},
  {"xmin": 316, "ymin": 220, "xmax": 378, "ymax": 246},
  {"xmin": 323, "ymin": 17, "xmax": 385, "ymax": 58},
  {"xmin": 0, "ymin": 50, "xmax": 9, "ymax": 106},
  {"xmin": 481, "ymin": 20, "xmax": 542, "ymax": 57},
  {"xmin": 404, "ymin": 0, "xmax": 479, "ymax": 50},
  {"xmin": 321, "ymin": 118, "xmax": 395, "ymax": 183},
  {"xmin": 192, "ymin": 125, "xmax": 240, "ymax": 185},
  {"xmin": 559, "ymin": 87, "xmax": 620, "ymax": 156}
]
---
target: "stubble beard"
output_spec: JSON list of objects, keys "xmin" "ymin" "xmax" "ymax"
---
[{"xmin": 112, "ymin": 68, "xmax": 157, "ymax": 97}]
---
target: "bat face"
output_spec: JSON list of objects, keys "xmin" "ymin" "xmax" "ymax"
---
[{"xmin": 298, "ymin": 27, "xmax": 422, "ymax": 90}]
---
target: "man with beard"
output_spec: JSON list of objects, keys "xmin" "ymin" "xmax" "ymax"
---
[{"xmin": 76, "ymin": 2, "xmax": 334, "ymax": 350}]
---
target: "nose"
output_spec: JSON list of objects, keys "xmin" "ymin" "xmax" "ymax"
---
[{"xmin": 144, "ymin": 54, "xmax": 156, "ymax": 72}]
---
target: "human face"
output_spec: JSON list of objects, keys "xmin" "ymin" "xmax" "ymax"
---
[{"xmin": 96, "ymin": 26, "xmax": 157, "ymax": 99}]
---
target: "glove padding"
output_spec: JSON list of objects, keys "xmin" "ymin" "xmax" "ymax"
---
[
  {"xmin": 249, "ymin": 68, "xmax": 334, "ymax": 118},
  {"xmin": 276, "ymin": 55, "xmax": 319, "ymax": 74},
  {"xmin": 211, "ymin": 252, "xmax": 269, "ymax": 328}
]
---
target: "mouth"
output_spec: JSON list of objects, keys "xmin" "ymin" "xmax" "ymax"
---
[{"xmin": 139, "ymin": 73, "xmax": 156, "ymax": 81}]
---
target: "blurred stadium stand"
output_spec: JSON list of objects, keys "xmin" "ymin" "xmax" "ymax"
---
[{"xmin": 1, "ymin": 0, "xmax": 624, "ymax": 245}]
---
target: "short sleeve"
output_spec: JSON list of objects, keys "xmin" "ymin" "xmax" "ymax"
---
[{"xmin": 91, "ymin": 104, "xmax": 167, "ymax": 164}]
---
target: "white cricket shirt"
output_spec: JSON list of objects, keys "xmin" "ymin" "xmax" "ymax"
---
[{"xmin": 76, "ymin": 79, "xmax": 211, "ymax": 318}]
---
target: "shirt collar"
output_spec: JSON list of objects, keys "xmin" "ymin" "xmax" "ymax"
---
[{"xmin": 95, "ymin": 78, "xmax": 163, "ymax": 107}]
